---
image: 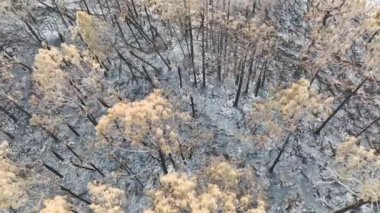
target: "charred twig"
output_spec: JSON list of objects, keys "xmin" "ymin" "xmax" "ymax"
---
[
  {"xmin": 43, "ymin": 163, "xmax": 63, "ymax": 178},
  {"xmin": 89, "ymin": 163, "xmax": 105, "ymax": 177},
  {"xmin": 126, "ymin": 20, "xmax": 142, "ymax": 49},
  {"xmin": 333, "ymin": 199, "xmax": 369, "ymax": 213},
  {"xmin": 51, "ymin": 0, "xmax": 70, "ymax": 29},
  {"xmin": 115, "ymin": 48, "xmax": 139, "ymax": 71},
  {"xmin": 81, "ymin": 0, "xmax": 91, "ymax": 15},
  {"xmin": 0, "ymin": 105, "xmax": 18, "ymax": 123},
  {"xmin": 1, "ymin": 46, "xmax": 33, "ymax": 72},
  {"xmin": 309, "ymin": 68, "xmax": 321, "ymax": 89},
  {"xmin": 269, "ymin": 134, "xmax": 291, "ymax": 173},
  {"xmin": 141, "ymin": 66, "xmax": 155, "ymax": 87},
  {"xmin": 130, "ymin": 51, "xmax": 161, "ymax": 74},
  {"xmin": 22, "ymin": 20, "xmax": 43, "ymax": 45},
  {"xmin": 39, "ymin": 126, "xmax": 59, "ymax": 143},
  {"xmin": 0, "ymin": 128, "xmax": 15, "ymax": 140},
  {"xmin": 144, "ymin": 6, "xmax": 156, "ymax": 41},
  {"xmin": 87, "ymin": 113, "xmax": 98, "ymax": 126},
  {"xmin": 71, "ymin": 161, "xmax": 96, "ymax": 172},
  {"xmin": 118, "ymin": 54, "xmax": 139, "ymax": 83},
  {"xmin": 66, "ymin": 123, "xmax": 80, "ymax": 137},
  {"xmin": 355, "ymin": 116, "xmax": 380, "ymax": 137},
  {"xmin": 51, "ymin": 151, "xmax": 64, "ymax": 162},
  {"xmin": 114, "ymin": 16, "xmax": 146, "ymax": 53},
  {"xmin": 127, "ymin": 18, "xmax": 153, "ymax": 44},
  {"xmin": 131, "ymin": 0, "xmax": 139, "ymax": 19},
  {"xmin": 65, "ymin": 145, "xmax": 83, "ymax": 162},
  {"xmin": 113, "ymin": 156, "xmax": 145, "ymax": 188},
  {"xmin": 114, "ymin": 14, "xmax": 129, "ymax": 45},
  {"xmin": 97, "ymin": 0, "xmax": 107, "ymax": 21},
  {"xmin": 170, "ymin": 23, "xmax": 186, "ymax": 58},
  {"xmin": 97, "ymin": 97, "xmax": 110, "ymax": 108},
  {"xmin": 168, "ymin": 153, "xmax": 177, "ymax": 171},
  {"xmin": 60, "ymin": 185, "xmax": 92, "ymax": 205},
  {"xmin": 3, "ymin": 95, "xmax": 32, "ymax": 118}
]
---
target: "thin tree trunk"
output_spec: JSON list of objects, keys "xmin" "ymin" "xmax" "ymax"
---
[
  {"xmin": 0, "ymin": 128, "xmax": 15, "ymax": 139},
  {"xmin": 158, "ymin": 149, "xmax": 168, "ymax": 174},
  {"xmin": 190, "ymin": 96, "xmax": 195, "ymax": 118},
  {"xmin": 260, "ymin": 60, "xmax": 268, "ymax": 88},
  {"xmin": 188, "ymin": 18, "xmax": 196, "ymax": 85},
  {"xmin": 254, "ymin": 67, "xmax": 263, "ymax": 97},
  {"xmin": 244, "ymin": 58, "xmax": 255, "ymax": 95},
  {"xmin": 131, "ymin": 0, "xmax": 139, "ymax": 19},
  {"xmin": 141, "ymin": 66, "xmax": 155, "ymax": 87},
  {"xmin": 23, "ymin": 21, "xmax": 42, "ymax": 45},
  {"xmin": 333, "ymin": 199, "xmax": 369, "ymax": 213},
  {"xmin": 114, "ymin": 0, "xmax": 122, "ymax": 12},
  {"xmin": 309, "ymin": 68, "xmax": 321, "ymax": 89},
  {"xmin": 81, "ymin": 0, "xmax": 91, "ymax": 15},
  {"xmin": 130, "ymin": 51, "xmax": 161, "ymax": 74},
  {"xmin": 201, "ymin": 13, "xmax": 206, "ymax": 87},
  {"xmin": 96, "ymin": 0, "xmax": 107, "ymax": 21},
  {"xmin": 0, "ymin": 105, "xmax": 18, "ymax": 122},
  {"xmin": 178, "ymin": 67, "xmax": 183, "ymax": 88},
  {"xmin": 315, "ymin": 77, "xmax": 368, "ymax": 135},
  {"xmin": 52, "ymin": 0, "xmax": 70, "ymax": 29},
  {"xmin": 355, "ymin": 116, "xmax": 380, "ymax": 137},
  {"xmin": 233, "ymin": 59, "xmax": 246, "ymax": 107},
  {"xmin": 60, "ymin": 185, "xmax": 91, "ymax": 205},
  {"xmin": 126, "ymin": 20, "xmax": 142, "ymax": 49},
  {"xmin": 269, "ymin": 134, "xmax": 291, "ymax": 173},
  {"xmin": 171, "ymin": 23, "xmax": 186, "ymax": 58}
]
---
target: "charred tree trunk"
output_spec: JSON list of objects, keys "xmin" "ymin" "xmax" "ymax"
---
[
  {"xmin": 201, "ymin": 13, "xmax": 206, "ymax": 87},
  {"xmin": 234, "ymin": 58, "xmax": 246, "ymax": 107},
  {"xmin": 315, "ymin": 77, "xmax": 368, "ymax": 135}
]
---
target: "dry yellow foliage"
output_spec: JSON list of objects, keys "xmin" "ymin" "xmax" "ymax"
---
[
  {"xmin": 255, "ymin": 79, "xmax": 333, "ymax": 120},
  {"xmin": 33, "ymin": 47, "xmax": 66, "ymax": 94},
  {"xmin": 361, "ymin": 179, "xmax": 380, "ymax": 203},
  {"xmin": 208, "ymin": 162, "xmax": 241, "ymax": 188},
  {"xmin": 249, "ymin": 79, "xmax": 333, "ymax": 145},
  {"xmin": 40, "ymin": 196, "xmax": 72, "ymax": 213},
  {"xmin": 33, "ymin": 44, "xmax": 101, "ymax": 103},
  {"xmin": 31, "ymin": 43, "xmax": 105, "ymax": 132},
  {"xmin": 336, "ymin": 137, "xmax": 379, "ymax": 172},
  {"xmin": 75, "ymin": 11, "xmax": 113, "ymax": 60},
  {"xmin": 335, "ymin": 137, "xmax": 380, "ymax": 202},
  {"xmin": 303, "ymin": 0, "xmax": 378, "ymax": 76},
  {"xmin": 0, "ymin": 140, "xmax": 28, "ymax": 209},
  {"xmin": 146, "ymin": 161, "xmax": 266, "ymax": 213},
  {"xmin": 141, "ymin": 0, "xmax": 202, "ymax": 21},
  {"xmin": 89, "ymin": 182, "xmax": 126, "ymax": 213},
  {"xmin": 96, "ymin": 90, "xmax": 190, "ymax": 153}
]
